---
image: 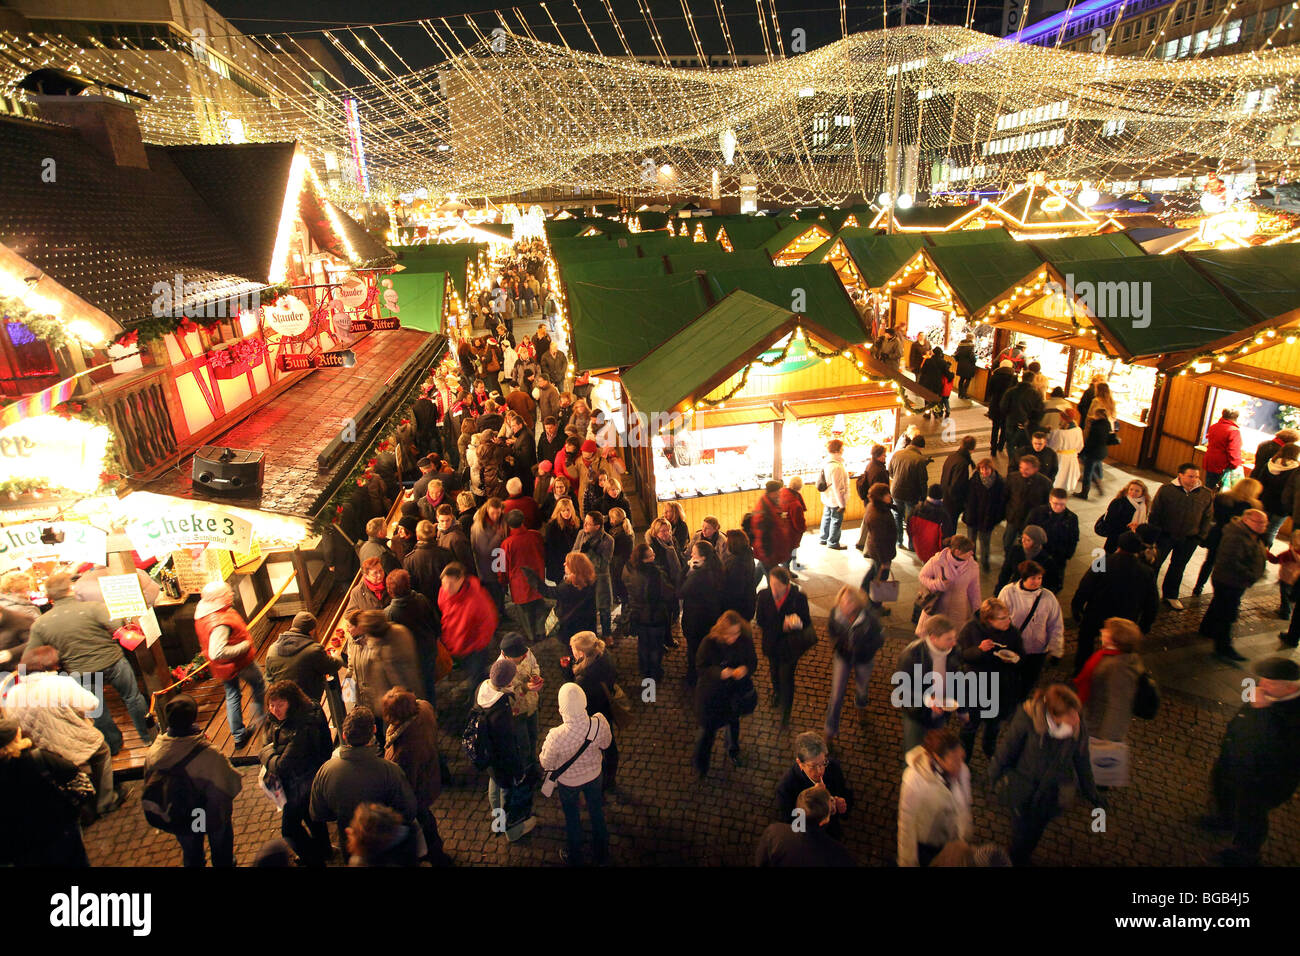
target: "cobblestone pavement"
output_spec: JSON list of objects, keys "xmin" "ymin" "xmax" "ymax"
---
[{"xmin": 83, "ymin": 403, "xmax": 1300, "ymax": 867}]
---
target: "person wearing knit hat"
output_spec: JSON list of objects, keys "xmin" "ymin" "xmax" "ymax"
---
[
  {"xmin": 498, "ymin": 632, "xmax": 544, "ymax": 756},
  {"xmin": 264, "ymin": 608, "xmax": 343, "ymax": 705},
  {"xmin": 194, "ymin": 580, "xmax": 266, "ymax": 749},
  {"xmin": 1203, "ymin": 654, "xmax": 1300, "ymax": 865},
  {"xmin": 1069, "ymin": 528, "xmax": 1159, "ymax": 675},
  {"xmin": 997, "ymin": 524, "xmax": 1057, "ymax": 592},
  {"xmin": 475, "ymin": 656, "xmax": 537, "ymax": 842}
]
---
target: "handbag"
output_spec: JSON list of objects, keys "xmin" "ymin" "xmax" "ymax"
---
[
  {"xmin": 731, "ymin": 675, "xmax": 760, "ymax": 717},
  {"xmin": 540, "ymin": 717, "xmax": 599, "ymax": 797},
  {"xmin": 870, "ymin": 577, "xmax": 900, "ymax": 604},
  {"xmin": 911, "ymin": 569, "xmax": 944, "ymax": 624},
  {"xmin": 816, "ymin": 469, "xmax": 829, "ymax": 493},
  {"xmin": 607, "ymin": 682, "xmax": 634, "ymax": 731},
  {"xmin": 789, "ymin": 622, "xmax": 819, "ymax": 659}
]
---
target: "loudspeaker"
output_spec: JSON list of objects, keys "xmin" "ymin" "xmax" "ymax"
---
[{"xmin": 192, "ymin": 445, "xmax": 264, "ymax": 496}]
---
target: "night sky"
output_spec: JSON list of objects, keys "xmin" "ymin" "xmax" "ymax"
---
[{"xmin": 211, "ymin": 0, "xmax": 1002, "ymax": 81}]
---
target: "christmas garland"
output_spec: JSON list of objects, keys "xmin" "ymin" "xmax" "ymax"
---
[{"xmin": 309, "ymin": 400, "xmax": 417, "ymax": 535}]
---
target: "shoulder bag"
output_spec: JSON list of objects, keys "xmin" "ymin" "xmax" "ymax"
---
[
  {"xmin": 541, "ymin": 717, "xmax": 599, "ymax": 797},
  {"xmin": 912, "ymin": 568, "xmax": 945, "ymax": 624}
]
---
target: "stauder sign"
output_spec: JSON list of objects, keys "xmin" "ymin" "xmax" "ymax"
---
[{"xmin": 278, "ymin": 349, "xmax": 356, "ymax": 371}]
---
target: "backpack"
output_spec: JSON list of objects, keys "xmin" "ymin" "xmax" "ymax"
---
[
  {"xmin": 856, "ymin": 470, "xmax": 872, "ymax": 502},
  {"xmin": 141, "ymin": 746, "xmax": 205, "ymax": 835},
  {"xmin": 462, "ymin": 702, "xmax": 495, "ymax": 770},
  {"xmin": 1132, "ymin": 662, "xmax": 1160, "ymax": 719}
]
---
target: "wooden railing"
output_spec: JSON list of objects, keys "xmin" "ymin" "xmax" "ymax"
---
[{"xmin": 93, "ymin": 370, "xmax": 179, "ymax": 477}]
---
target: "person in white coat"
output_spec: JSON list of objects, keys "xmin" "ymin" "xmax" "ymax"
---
[
  {"xmin": 1048, "ymin": 407, "xmax": 1084, "ymax": 495},
  {"xmin": 997, "ymin": 559, "xmax": 1064, "ymax": 701},
  {"xmin": 898, "ymin": 727, "xmax": 973, "ymax": 867},
  {"xmin": 818, "ymin": 439, "xmax": 850, "ymax": 550},
  {"xmin": 539, "ymin": 682, "xmax": 612, "ymax": 866},
  {"xmin": 916, "ymin": 535, "xmax": 983, "ymax": 637}
]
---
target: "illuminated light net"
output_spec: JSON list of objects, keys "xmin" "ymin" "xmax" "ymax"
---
[{"xmin": 2, "ymin": 22, "xmax": 1297, "ymax": 203}]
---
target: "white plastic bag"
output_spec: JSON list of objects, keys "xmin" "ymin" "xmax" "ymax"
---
[{"xmin": 258, "ymin": 766, "xmax": 287, "ymax": 811}]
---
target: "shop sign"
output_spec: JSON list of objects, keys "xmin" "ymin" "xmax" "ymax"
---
[
  {"xmin": 756, "ymin": 337, "xmax": 819, "ymax": 376},
  {"xmin": 125, "ymin": 508, "xmax": 252, "ymax": 556},
  {"xmin": 96, "ymin": 573, "xmax": 148, "ymax": 620},
  {"xmin": 0, "ymin": 415, "xmax": 113, "ymax": 495},
  {"xmin": 278, "ymin": 349, "xmax": 356, "ymax": 371},
  {"xmin": 0, "ymin": 521, "xmax": 108, "ymax": 570},
  {"xmin": 337, "ymin": 273, "xmax": 372, "ymax": 310},
  {"xmin": 262, "ymin": 296, "xmax": 313, "ymax": 337},
  {"xmin": 171, "ymin": 547, "xmax": 234, "ymax": 594},
  {"xmin": 349, "ymin": 316, "xmax": 400, "ymax": 332}
]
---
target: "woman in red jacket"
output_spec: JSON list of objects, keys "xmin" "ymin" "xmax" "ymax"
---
[{"xmin": 437, "ymin": 563, "xmax": 498, "ymax": 699}]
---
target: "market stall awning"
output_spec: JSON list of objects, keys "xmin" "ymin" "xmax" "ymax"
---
[
  {"xmin": 925, "ymin": 241, "xmax": 1045, "ymax": 315},
  {"xmin": 692, "ymin": 403, "xmax": 783, "ymax": 428},
  {"xmin": 1030, "ymin": 232, "xmax": 1144, "ymax": 263},
  {"xmin": 622, "ymin": 290, "xmax": 849, "ymax": 415},
  {"xmin": 785, "ymin": 391, "xmax": 899, "ymax": 419},
  {"xmin": 1188, "ymin": 244, "xmax": 1300, "ymax": 331},
  {"xmin": 1069, "ymin": 254, "xmax": 1258, "ymax": 359},
  {"xmin": 566, "ymin": 273, "xmax": 712, "ymax": 371},
  {"xmin": 1193, "ymin": 369, "xmax": 1300, "ymax": 407},
  {"xmin": 717, "ymin": 217, "xmax": 785, "ymax": 249},
  {"xmin": 705, "ymin": 264, "xmax": 868, "ymax": 342},
  {"xmin": 762, "ymin": 221, "xmax": 831, "ymax": 257}
]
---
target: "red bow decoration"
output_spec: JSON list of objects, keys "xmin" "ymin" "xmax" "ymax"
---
[{"xmin": 116, "ymin": 330, "xmax": 139, "ymax": 347}]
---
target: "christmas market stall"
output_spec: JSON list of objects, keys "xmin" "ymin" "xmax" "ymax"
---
[
  {"xmin": 618, "ymin": 289, "xmax": 901, "ymax": 530},
  {"xmin": 883, "ymin": 232, "xmax": 1145, "ymax": 412}
]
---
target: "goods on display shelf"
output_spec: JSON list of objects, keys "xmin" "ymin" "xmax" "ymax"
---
[
  {"xmin": 1069, "ymin": 352, "xmax": 1158, "ymax": 423},
  {"xmin": 782, "ymin": 411, "xmax": 894, "ymax": 478},
  {"xmin": 654, "ymin": 455, "xmax": 771, "ymax": 501}
]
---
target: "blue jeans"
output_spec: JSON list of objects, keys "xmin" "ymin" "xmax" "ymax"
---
[
  {"xmin": 824, "ymin": 653, "xmax": 875, "ymax": 738},
  {"xmin": 820, "ymin": 506, "xmax": 844, "ymax": 546},
  {"xmin": 1265, "ymin": 512, "xmax": 1287, "ymax": 548},
  {"xmin": 223, "ymin": 661, "xmax": 266, "ymax": 741},
  {"xmin": 558, "ymin": 776, "xmax": 609, "ymax": 864},
  {"xmin": 488, "ymin": 776, "xmax": 535, "ymax": 840},
  {"xmin": 895, "ymin": 500, "xmax": 917, "ymax": 549},
  {"xmin": 94, "ymin": 656, "xmax": 154, "ymax": 754}
]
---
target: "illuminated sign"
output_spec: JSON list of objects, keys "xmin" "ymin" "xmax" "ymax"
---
[
  {"xmin": 0, "ymin": 521, "xmax": 107, "ymax": 570},
  {"xmin": 126, "ymin": 507, "xmax": 253, "ymax": 556},
  {"xmin": 262, "ymin": 296, "xmax": 313, "ymax": 337},
  {"xmin": 278, "ymin": 349, "xmax": 356, "ymax": 371},
  {"xmin": 0, "ymin": 415, "xmax": 112, "ymax": 495}
]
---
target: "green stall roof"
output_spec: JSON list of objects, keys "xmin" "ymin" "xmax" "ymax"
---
[
  {"xmin": 926, "ymin": 241, "xmax": 1047, "ymax": 315},
  {"xmin": 1189, "ymin": 244, "xmax": 1300, "ymax": 324},
  {"xmin": 621, "ymin": 290, "xmax": 800, "ymax": 414},
  {"xmin": 890, "ymin": 205, "xmax": 985, "ymax": 229},
  {"xmin": 544, "ymin": 217, "xmax": 629, "ymax": 239},
  {"xmin": 635, "ymin": 210, "xmax": 670, "ymax": 231},
  {"xmin": 566, "ymin": 273, "xmax": 712, "ymax": 370},
  {"xmin": 719, "ymin": 217, "xmax": 785, "ymax": 249},
  {"xmin": 1071, "ymin": 255, "xmax": 1257, "ymax": 358},
  {"xmin": 762, "ymin": 221, "xmax": 832, "ymax": 256},
  {"xmin": 385, "ymin": 269, "xmax": 445, "ymax": 333},
  {"xmin": 392, "ymin": 243, "xmax": 484, "ymax": 299},
  {"xmin": 705, "ymin": 263, "xmax": 867, "ymax": 343},
  {"xmin": 924, "ymin": 229, "xmax": 1013, "ymax": 247},
  {"xmin": 664, "ymin": 249, "xmax": 773, "ymax": 273},
  {"xmin": 1027, "ymin": 232, "xmax": 1144, "ymax": 264},
  {"xmin": 559, "ymin": 257, "xmax": 667, "ymax": 283}
]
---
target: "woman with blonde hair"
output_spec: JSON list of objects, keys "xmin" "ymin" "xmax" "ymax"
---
[
  {"xmin": 543, "ymin": 497, "xmax": 581, "ymax": 587},
  {"xmin": 824, "ymin": 585, "xmax": 885, "ymax": 742},
  {"xmin": 659, "ymin": 501, "xmax": 690, "ymax": 554},
  {"xmin": 1096, "ymin": 479, "xmax": 1153, "ymax": 551},
  {"xmin": 693, "ymin": 610, "xmax": 759, "ymax": 776},
  {"xmin": 1078, "ymin": 389, "xmax": 1117, "ymax": 499},
  {"xmin": 1195, "ymin": 476, "xmax": 1266, "ymax": 596}
]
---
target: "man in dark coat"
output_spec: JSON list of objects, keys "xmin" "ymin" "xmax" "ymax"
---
[
  {"xmin": 357, "ymin": 517, "xmax": 401, "ymax": 577},
  {"xmin": 403, "ymin": 520, "xmax": 452, "ymax": 608},
  {"xmin": 1026, "ymin": 489, "xmax": 1080, "ymax": 574},
  {"xmin": 755, "ymin": 786, "xmax": 856, "ymax": 867},
  {"xmin": 264, "ymin": 613, "xmax": 343, "ymax": 703},
  {"xmin": 940, "ymin": 435, "xmax": 976, "ymax": 522},
  {"xmin": 1002, "ymin": 454, "xmax": 1053, "ymax": 557},
  {"xmin": 1009, "ymin": 430, "xmax": 1058, "ymax": 480},
  {"xmin": 1204, "ymin": 657, "xmax": 1300, "ymax": 865},
  {"xmin": 1070, "ymin": 532, "xmax": 1159, "ymax": 675},
  {"xmin": 889, "ymin": 436, "xmax": 930, "ymax": 551},
  {"xmin": 1000, "ymin": 371, "xmax": 1045, "ymax": 451},
  {"xmin": 1149, "ymin": 464, "xmax": 1215, "ymax": 610},
  {"xmin": 435, "ymin": 506, "xmax": 474, "ymax": 570},
  {"xmin": 309, "ymin": 707, "xmax": 418, "ymax": 855},
  {"xmin": 985, "ymin": 360, "xmax": 1018, "ymax": 454}
]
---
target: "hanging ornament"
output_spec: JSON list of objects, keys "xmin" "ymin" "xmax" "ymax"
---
[{"xmin": 718, "ymin": 127, "xmax": 737, "ymax": 166}]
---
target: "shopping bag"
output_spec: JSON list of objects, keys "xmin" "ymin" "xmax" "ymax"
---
[
  {"xmin": 869, "ymin": 578, "xmax": 900, "ymax": 604},
  {"xmin": 258, "ymin": 766, "xmax": 287, "ymax": 811},
  {"xmin": 1088, "ymin": 738, "xmax": 1130, "ymax": 787}
]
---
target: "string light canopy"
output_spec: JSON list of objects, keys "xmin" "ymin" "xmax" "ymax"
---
[{"xmin": 2, "ymin": 17, "xmax": 1298, "ymax": 205}]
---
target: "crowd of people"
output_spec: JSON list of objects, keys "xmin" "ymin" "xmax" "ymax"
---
[{"xmin": 6, "ymin": 250, "xmax": 1300, "ymax": 870}]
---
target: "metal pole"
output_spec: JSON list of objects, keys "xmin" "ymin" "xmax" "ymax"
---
[{"xmin": 887, "ymin": 2, "xmax": 907, "ymax": 235}]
